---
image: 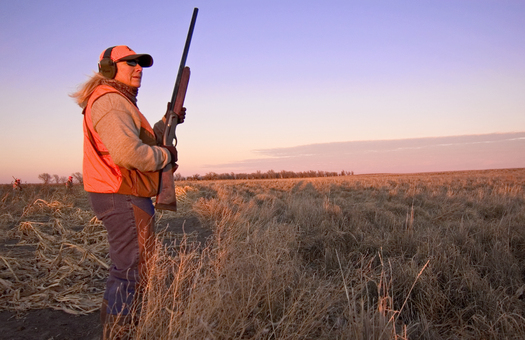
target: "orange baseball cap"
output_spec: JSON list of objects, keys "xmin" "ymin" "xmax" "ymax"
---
[{"xmin": 99, "ymin": 45, "xmax": 153, "ymax": 67}]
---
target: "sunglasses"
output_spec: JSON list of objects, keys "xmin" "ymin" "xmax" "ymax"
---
[{"xmin": 125, "ymin": 59, "xmax": 140, "ymax": 67}]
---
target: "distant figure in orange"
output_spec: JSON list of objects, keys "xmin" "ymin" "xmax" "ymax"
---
[
  {"xmin": 12, "ymin": 178, "xmax": 22, "ymax": 191},
  {"xmin": 66, "ymin": 176, "xmax": 73, "ymax": 191}
]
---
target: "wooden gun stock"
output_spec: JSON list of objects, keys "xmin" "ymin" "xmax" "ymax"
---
[
  {"xmin": 155, "ymin": 67, "xmax": 190, "ymax": 211},
  {"xmin": 164, "ymin": 67, "xmax": 190, "ymax": 147}
]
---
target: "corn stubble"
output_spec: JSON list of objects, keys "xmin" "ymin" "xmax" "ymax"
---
[{"xmin": 1, "ymin": 168, "xmax": 525, "ymax": 339}]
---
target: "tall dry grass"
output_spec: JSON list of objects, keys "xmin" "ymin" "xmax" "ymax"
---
[
  {"xmin": 133, "ymin": 168, "xmax": 525, "ymax": 339},
  {"xmin": 1, "ymin": 169, "xmax": 524, "ymax": 339}
]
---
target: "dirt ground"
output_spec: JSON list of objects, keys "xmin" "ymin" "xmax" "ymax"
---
[
  {"xmin": 0, "ymin": 213, "xmax": 210, "ymax": 340},
  {"xmin": 0, "ymin": 309, "xmax": 101, "ymax": 340}
]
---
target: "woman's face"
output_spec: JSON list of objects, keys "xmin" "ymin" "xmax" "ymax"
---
[{"xmin": 115, "ymin": 60, "xmax": 143, "ymax": 88}]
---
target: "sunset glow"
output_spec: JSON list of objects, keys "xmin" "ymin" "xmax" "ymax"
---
[{"xmin": 1, "ymin": 1, "xmax": 524, "ymax": 183}]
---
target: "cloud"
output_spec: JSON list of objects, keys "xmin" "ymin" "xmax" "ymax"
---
[{"xmin": 209, "ymin": 132, "xmax": 525, "ymax": 174}]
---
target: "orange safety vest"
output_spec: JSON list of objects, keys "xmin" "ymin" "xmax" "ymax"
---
[{"xmin": 83, "ymin": 85, "xmax": 160, "ymax": 197}]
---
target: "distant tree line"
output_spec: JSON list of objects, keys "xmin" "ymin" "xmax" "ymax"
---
[
  {"xmin": 178, "ymin": 170, "xmax": 354, "ymax": 181},
  {"xmin": 35, "ymin": 170, "xmax": 352, "ymax": 184},
  {"xmin": 38, "ymin": 172, "xmax": 83, "ymax": 185}
]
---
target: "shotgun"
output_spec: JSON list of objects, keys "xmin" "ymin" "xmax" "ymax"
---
[{"xmin": 155, "ymin": 7, "xmax": 198, "ymax": 211}]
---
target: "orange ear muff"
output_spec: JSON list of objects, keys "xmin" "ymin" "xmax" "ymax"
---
[{"xmin": 98, "ymin": 46, "xmax": 116, "ymax": 79}]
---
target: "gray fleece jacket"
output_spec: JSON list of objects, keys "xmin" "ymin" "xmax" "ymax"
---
[{"xmin": 91, "ymin": 93, "xmax": 171, "ymax": 172}]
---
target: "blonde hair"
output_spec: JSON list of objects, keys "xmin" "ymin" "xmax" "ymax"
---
[{"xmin": 70, "ymin": 72, "xmax": 106, "ymax": 108}]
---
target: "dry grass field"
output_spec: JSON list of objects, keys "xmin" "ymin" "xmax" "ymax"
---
[{"xmin": 1, "ymin": 168, "xmax": 524, "ymax": 339}]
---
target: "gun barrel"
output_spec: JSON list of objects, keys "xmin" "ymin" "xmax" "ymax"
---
[{"xmin": 169, "ymin": 7, "xmax": 198, "ymax": 112}]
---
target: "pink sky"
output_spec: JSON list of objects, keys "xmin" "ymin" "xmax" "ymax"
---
[
  {"xmin": 207, "ymin": 132, "xmax": 525, "ymax": 176},
  {"xmin": 1, "ymin": 1, "xmax": 524, "ymax": 183}
]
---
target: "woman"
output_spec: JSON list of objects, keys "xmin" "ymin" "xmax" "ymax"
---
[{"xmin": 71, "ymin": 45, "xmax": 181, "ymax": 339}]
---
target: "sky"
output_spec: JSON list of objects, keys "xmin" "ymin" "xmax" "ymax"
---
[{"xmin": 1, "ymin": 0, "xmax": 524, "ymax": 183}]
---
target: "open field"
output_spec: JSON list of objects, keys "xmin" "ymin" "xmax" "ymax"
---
[{"xmin": 1, "ymin": 168, "xmax": 524, "ymax": 339}]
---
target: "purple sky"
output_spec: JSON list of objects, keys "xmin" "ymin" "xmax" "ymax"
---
[{"xmin": 1, "ymin": 1, "xmax": 524, "ymax": 183}]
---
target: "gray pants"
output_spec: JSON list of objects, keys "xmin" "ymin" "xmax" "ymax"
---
[{"xmin": 89, "ymin": 192, "xmax": 155, "ymax": 316}]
